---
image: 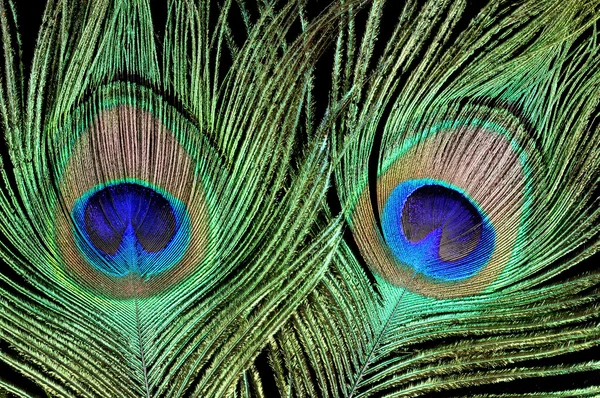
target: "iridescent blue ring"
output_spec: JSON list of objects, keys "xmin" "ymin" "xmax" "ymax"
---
[
  {"xmin": 71, "ymin": 181, "xmax": 191, "ymax": 278},
  {"xmin": 381, "ymin": 179, "xmax": 496, "ymax": 281}
]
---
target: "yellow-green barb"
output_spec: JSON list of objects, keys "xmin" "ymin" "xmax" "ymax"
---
[{"xmin": 0, "ymin": 0, "xmax": 599, "ymax": 397}]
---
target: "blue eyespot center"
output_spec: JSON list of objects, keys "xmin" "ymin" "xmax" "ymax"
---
[
  {"xmin": 72, "ymin": 182, "xmax": 191, "ymax": 277},
  {"xmin": 381, "ymin": 180, "xmax": 495, "ymax": 281},
  {"xmin": 83, "ymin": 183, "xmax": 176, "ymax": 255},
  {"xmin": 401, "ymin": 185, "xmax": 482, "ymax": 261}
]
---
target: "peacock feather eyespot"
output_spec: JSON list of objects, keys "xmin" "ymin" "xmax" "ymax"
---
[
  {"xmin": 381, "ymin": 179, "xmax": 496, "ymax": 282},
  {"xmin": 350, "ymin": 104, "xmax": 537, "ymax": 298},
  {"xmin": 52, "ymin": 82, "xmax": 211, "ymax": 298},
  {"xmin": 71, "ymin": 181, "xmax": 191, "ymax": 277}
]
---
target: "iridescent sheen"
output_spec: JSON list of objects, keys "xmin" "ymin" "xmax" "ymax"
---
[
  {"xmin": 71, "ymin": 182, "xmax": 191, "ymax": 277},
  {"xmin": 381, "ymin": 179, "xmax": 496, "ymax": 281}
]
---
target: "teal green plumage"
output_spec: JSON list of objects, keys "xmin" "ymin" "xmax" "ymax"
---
[
  {"xmin": 268, "ymin": 0, "xmax": 600, "ymax": 396},
  {"xmin": 0, "ymin": 0, "xmax": 599, "ymax": 397},
  {"xmin": 0, "ymin": 1, "xmax": 344, "ymax": 395}
]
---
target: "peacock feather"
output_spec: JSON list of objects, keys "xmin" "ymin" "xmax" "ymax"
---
[{"xmin": 0, "ymin": 0, "xmax": 599, "ymax": 397}]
